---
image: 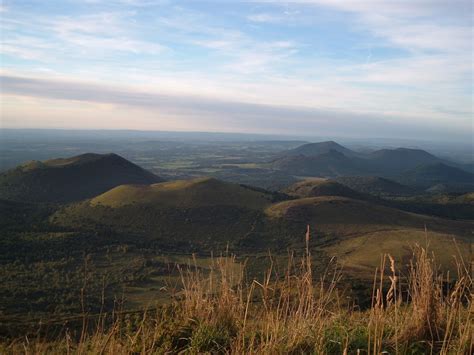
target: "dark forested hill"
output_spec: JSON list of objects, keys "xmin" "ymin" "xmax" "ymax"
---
[
  {"xmin": 283, "ymin": 141, "xmax": 358, "ymax": 157},
  {"xmin": 398, "ymin": 163, "xmax": 474, "ymax": 190},
  {"xmin": 0, "ymin": 153, "xmax": 163, "ymax": 203},
  {"xmin": 365, "ymin": 148, "xmax": 444, "ymax": 175}
]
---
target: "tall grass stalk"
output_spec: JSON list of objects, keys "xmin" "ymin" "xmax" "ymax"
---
[{"xmin": 1, "ymin": 231, "xmax": 472, "ymax": 354}]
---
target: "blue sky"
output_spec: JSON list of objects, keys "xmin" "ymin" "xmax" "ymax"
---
[{"xmin": 0, "ymin": 0, "xmax": 472, "ymax": 141}]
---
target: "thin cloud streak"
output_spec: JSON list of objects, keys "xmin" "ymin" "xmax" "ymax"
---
[{"xmin": 1, "ymin": 75, "xmax": 469, "ymax": 141}]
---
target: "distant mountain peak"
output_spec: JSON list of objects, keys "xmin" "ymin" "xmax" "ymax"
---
[
  {"xmin": 310, "ymin": 140, "xmax": 341, "ymax": 147},
  {"xmin": 283, "ymin": 141, "xmax": 356, "ymax": 158}
]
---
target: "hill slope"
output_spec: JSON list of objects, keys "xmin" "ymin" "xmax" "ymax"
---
[
  {"xmin": 265, "ymin": 196, "xmax": 471, "ymax": 240},
  {"xmin": 399, "ymin": 163, "xmax": 474, "ymax": 189},
  {"xmin": 265, "ymin": 196, "xmax": 472, "ymax": 275},
  {"xmin": 90, "ymin": 177, "xmax": 279, "ymax": 209},
  {"xmin": 284, "ymin": 179, "xmax": 366, "ymax": 200},
  {"xmin": 283, "ymin": 141, "xmax": 357, "ymax": 157},
  {"xmin": 52, "ymin": 177, "xmax": 286, "ymax": 250},
  {"xmin": 366, "ymin": 148, "xmax": 444, "ymax": 174},
  {"xmin": 0, "ymin": 153, "xmax": 163, "ymax": 203},
  {"xmin": 272, "ymin": 150, "xmax": 366, "ymax": 177},
  {"xmin": 334, "ymin": 176, "xmax": 415, "ymax": 197}
]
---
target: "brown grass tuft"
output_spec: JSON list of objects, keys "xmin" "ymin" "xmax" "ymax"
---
[{"xmin": 1, "ymin": 230, "xmax": 472, "ymax": 354}]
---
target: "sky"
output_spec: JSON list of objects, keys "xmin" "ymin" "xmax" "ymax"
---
[{"xmin": 0, "ymin": 0, "xmax": 472, "ymax": 142}]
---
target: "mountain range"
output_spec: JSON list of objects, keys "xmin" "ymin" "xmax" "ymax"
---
[
  {"xmin": 271, "ymin": 141, "xmax": 474, "ymax": 192},
  {"xmin": 1, "ymin": 149, "xmax": 472, "ymax": 271}
]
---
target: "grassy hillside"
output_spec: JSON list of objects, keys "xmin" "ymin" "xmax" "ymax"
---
[
  {"xmin": 334, "ymin": 176, "xmax": 415, "ymax": 197},
  {"xmin": 326, "ymin": 229, "xmax": 471, "ymax": 276},
  {"xmin": 52, "ymin": 176, "xmax": 472, "ymax": 267},
  {"xmin": 0, "ymin": 153, "xmax": 163, "ymax": 203},
  {"xmin": 90, "ymin": 177, "xmax": 279, "ymax": 209},
  {"xmin": 285, "ymin": 178, "xmax": 474, "ymax": 220},
  {"xmin": 266, "ymin": 196, "xmax": 472, "ymax": 275},
  {"xmin": 454, "ymin": 192, "xmax": 474, "ymax": 203},
  {"xmin": 266, "ymin": 196, "xmax": 471, "ymax": 236},
  {"xmin": 284, "ymin": 179, "xmax": 366, "ymax": 200},
  {"xmin": 52, "ymin": 178, "xmax": 288, "ymax": 252},
  {"xmin": 268, "ymin": 197, "xmax": 393, "ymax": 226}
]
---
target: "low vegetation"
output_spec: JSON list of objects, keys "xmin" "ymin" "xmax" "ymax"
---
[{"xmin": 1, "ymin": 229, "xmax": 471, "ymax": 354}]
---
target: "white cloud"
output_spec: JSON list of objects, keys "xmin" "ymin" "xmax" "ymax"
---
[
  {"xmin": 247, "ymin": 13, "xmax": 283, "ymax": 23},
  {"xmin": 276, "ymin": 0, "xmax": 472, "ymax": 52},
  {"xmin": 52, "ymin": 12, "xmax": 127, "ymax": 35},
  {"xmin": 1, "ymin": 10, "xmax": 166, "ymax": 60},
  {"xmin": 2, "ymin": 74, "xmax": 469, "ymax": 140}
]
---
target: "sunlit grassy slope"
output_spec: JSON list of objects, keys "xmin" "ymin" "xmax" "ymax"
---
[
  {"xmin": 326, "ymin": 229, "xmax": 471, "ymax": 276},
  {"xmin": 266, "ymin": 196, "xmax": 471, "ymax": 235},
  {"xmin": 266, "ymin": 196, "xmax": 472, "ymax": 276},
  {"xmin": 52, "ymin": 178, "xmax": 289, "ymax": 250},
  {"xmin": 90, "ymin": 177, "xmax": 277, "ymax": 209},
  {"xmin": 284, "ymin": 178, "xmax": 366, "ymax": 199},
  {"xmin": 52, "ymin": 175, "xmax": 473, "ymax": 275}
]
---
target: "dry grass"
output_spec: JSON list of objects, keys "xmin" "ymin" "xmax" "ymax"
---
[{"xmin": 1, "ymin": 229, "xmax": 472, "ymax": 354}]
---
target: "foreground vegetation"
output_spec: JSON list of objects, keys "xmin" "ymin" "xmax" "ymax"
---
[{"xmin": 1, "ymin": 230, "xmax": 471, "ymax": 354}]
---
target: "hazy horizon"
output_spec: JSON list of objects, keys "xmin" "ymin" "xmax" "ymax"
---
[
  {"xmin": 1, "ymin": 1, "xmax": 473, "ymax": 142},
  {"xmin": 1, "ymin": 126, "xmax": 472, "ymax": 145}
]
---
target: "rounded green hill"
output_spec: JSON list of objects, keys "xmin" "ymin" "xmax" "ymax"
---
[
  {"xmin": 284, "ymin": 179, "xmax": 365, "ymax": 199},
  {"xmin": 90, "ymin": 177, "xmax": 277, "ymax": 209}
]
